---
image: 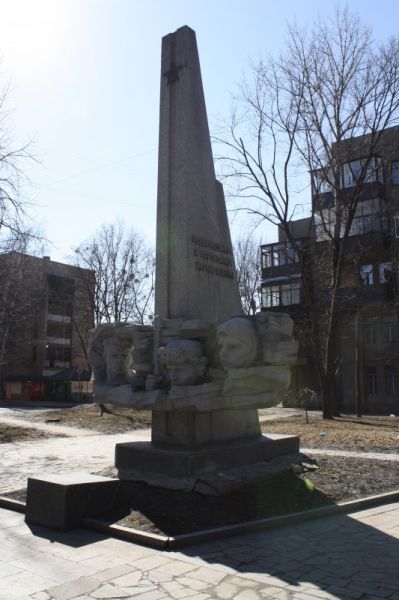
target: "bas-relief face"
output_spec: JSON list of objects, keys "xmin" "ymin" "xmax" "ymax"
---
[
  {"xmin": 159, "ymin": 340, "xmax": 207, "ymax": 386},
  {"xmin": 103, "ymin": 339, "xmax": 134, "ymax": 384},
  {"xmin": 217, "ymin": 318, "xmax": 258, "ymax": 370}
]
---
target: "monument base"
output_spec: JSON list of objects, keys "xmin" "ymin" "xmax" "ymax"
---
[{"xmin": 115, "ymin": 433, "xmax": 300, "ymax": 493}]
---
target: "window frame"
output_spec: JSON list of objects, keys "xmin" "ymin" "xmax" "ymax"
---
[
  {"xmin": 367, "ymin": 367, "xmax": 378, "ymax": 395},
  {"xmin": 360, "ymin": 264, "xmax": 374, "ymax": 286}
]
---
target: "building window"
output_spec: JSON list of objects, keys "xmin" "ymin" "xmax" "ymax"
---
[
  {"xmin": 363, "ymin": 322, "xmax": 377, "ymax": 345},
  {"xmin": 262, "ymin": 286, "xmax": 280, "ymax": 307},
  {"xmin": 313, "ymin": 169, "xmax": 333, "ymax": 194},
  {"xmin": 379, "ymin": 262, "xmax": 393, "ymax": 283},
  {"xmin": 342, "ymin": 157, "xmax": 381, "ymax": 188},
  {"xmin": 45, "ymin": 346, "xmax": 72, "ymax": 369},
  {"xmin": 391, "ymin": 161, "xmax": 399, "ymax": 185},
  {"xmin": 367, "ymin": 367, "xmax": 378, "ymax": 395},
  {"xmin": 261, "ymin": 244, "xmax": 299, "ymax": 269},
  {"xmin": 360, "ymin": 265, "xmax": 374, "ymax": 286},
  {"xmin": 262, "ymin": 283, "xmax": 301, "ymax": 308},
  {"xmin": 385, "ymin": 366, "xmax": 397, "ymax": 396},
  {"xmin": 393, "ymin": 215, "xmax": 399, "ymax": 238},
  {"xmin": 281, "ymin": 283, "xmax": 301, "ymax": 305},
  {"xmin": 383, "ymin": 320, "xmax": 395, "ymax": 343}
]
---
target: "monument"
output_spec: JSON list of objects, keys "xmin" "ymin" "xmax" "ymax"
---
[{"xmin": 89, "ymin": 26, "xmax": 299, "ymax": 494}]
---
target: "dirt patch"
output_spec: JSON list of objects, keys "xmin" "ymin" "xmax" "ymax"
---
[
  {"xmin": 97, "ymin": 455, "xmax": 399, "ymax": 535},
  {"xmin": 31, "ymin": 403, "xmax": 151, "ymax": 433},
  {"xmin": 6, "ymin": 454, "xmax": 398, "ymax": 536},
  {"xmin": 0, "ymin": 424, "xmax": 65, "ymax": 443},
  {"xmin": 27, "ymin": 405, "xmax": 399, "ymax": 452},
  {"xmin": 261, "ymin": 414, "xmax": 399, "ymax": 452}
]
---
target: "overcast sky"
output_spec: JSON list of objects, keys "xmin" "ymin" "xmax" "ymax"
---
[{"xmin": 1, "ymin": 0, "xmax": 398, "ymax": 261}]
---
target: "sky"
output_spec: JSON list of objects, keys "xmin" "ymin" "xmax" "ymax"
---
[{"xmin": 1, "ymin": 0, "xmax": 399, "ymax": 261}]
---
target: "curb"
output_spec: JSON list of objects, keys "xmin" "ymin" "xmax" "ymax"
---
[
  {"xmin": 0, "ymin": 496, "xmax": 26, "ymax": 513},
  {"xmin": 2, "ymin": 489, "xmax": 398, "ymax": 549}
]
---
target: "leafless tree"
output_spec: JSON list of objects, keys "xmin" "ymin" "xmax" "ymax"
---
[
  {"xmin": 0, "ymin": 80, "xmax": 35, "ymax": 250},
  {"xmin": 0, "ymin": 235, "xmax": 44, "ymax": 380},
  {"xmin": 216, "ymin": 8, "xmax": 399, "ymax": 418},
  {"xmin": 72, "ymin": 221, "xmax": 155, "ymax": 326},
  {"xmin": 233, "ymin": 235, "xmax": 262, "ymax": 315}
]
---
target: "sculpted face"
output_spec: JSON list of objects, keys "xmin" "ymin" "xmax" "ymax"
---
[
  {"xmin": 159, "ymin": 340, "xmax": 207, "ymax": 386},
  {"xmin": 217, "ymin": 318, "xmax": 258, "ymax": 370},
  {"xmin": 103, "ymin": 338, "xmax": 134, "ymax": 384}
]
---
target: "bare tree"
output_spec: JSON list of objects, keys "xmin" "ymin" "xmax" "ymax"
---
[
  {"xmin": 233, "ymin": 235, "xmax": 262, "ymax": 315},
  {"xmin": 0, "ymin": 235, "xmax": 45, "ymax": 382},
  {"xmin": 0, "ymin": 80, "xmax": 35, "ymax": 249},
  {"xmin": 216, "ymin": 8, "xmax": 399, "ymax": 418},
  {"xmin": 72, "ymin": 222, "xmax": 155, "ymax": 326}
]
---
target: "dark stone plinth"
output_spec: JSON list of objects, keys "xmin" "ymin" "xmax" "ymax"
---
[
  {"xmin": 25, "ymin": 472, "xmax": 119, "ymax": 531},
  {"xmin": 152, "ymin": 409, "xmax": 261, "ymax": 445},
  {"xmin": 115, "ymin": 433, "xmax": 300, "ymax": 491}
]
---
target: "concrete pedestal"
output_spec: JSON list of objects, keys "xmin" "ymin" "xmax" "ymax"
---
[
  {"xmin": 115, "ymin": 433, "xmax": 300, "ymax": 491},
  {"xmin": 25, "ymin": 472, "xmax": 119, "ymax": 531},
  {"xmin": 152, "ymin": 409, "xmax": 261, "ymax": 445}
]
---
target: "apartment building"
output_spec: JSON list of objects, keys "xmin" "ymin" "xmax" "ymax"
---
[
  {"xmin": 0, "ymin": 252, "xmax": 95, "ymax": 401},
  {"xmin": 261, "ymin": 125, "xmax": 399, "ymax": 414}
]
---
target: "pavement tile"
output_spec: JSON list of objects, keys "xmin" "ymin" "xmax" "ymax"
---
[
  {"xmin": 9, "ymin": 554, "xmax": 98, "ymax": 584},
  {"xmin": 129, "ymin": 555, "xmax": 173, "ymax": 571},
  {"xmin": 185, "ymin": 566, "xmax": 227, "ymax": 585},
  {"xmin": 234, "ymin": 590, "xmax": 261, "ymax": 599},
  {"xmin": 120, "ymin": 585, "xmax": 158, "ymax": 596},
  {"xmin": 1, "ymin": 571, "xmax": 58, "ymax": 600},
  {"xmin": 211, "ymin": 581, "xmax": 238, "ymax": 599},
  {"xmin": 110, "ymin": 571, "xmax": 143, "ymax": 587},
  {"xmin": 45, "ymin": 576, "xmax": 103, "ymax": 600},
  {"xmin": 156, "ymin": 559, "xmax": 199, "ymax": 576},
  {"xmin": 159, "ymin": 581, "xmax": 194, "ymax": 598},
  {"xmin": 175, "ymin": 576, "xmax": 210, "ymax": 591},
  {"xmin": 324, "ymin": 586, "xmax": 363, "ymax": 599},
  {"xmin": 180, "ymin": 594, "xmax": 210, "ymax": 600},
  {"xmin": 97, "ymin": 564, "xmax": 135, "ymax": 582},
  {"xmin": 0, "ymin": 561, "xmax": 23, "ymax": 577},
  {"xmin": 79, "ymin": 554, "xmax": 130, "ymax": 571},
  {"xmin": 148, "ymin": 570, "xmax": 176, "ymax": 583},
  {"xmin": 123, "ymin": 590, "xmax": 167, "ymax": 600},
  {"xmin": 90, "ymin": 583, "xmax": 130, "ymax": 598},
  {"xmin": 224, "ymin": 575, "xmax": 259, "ymax": 587},
  {"xmin": 293, "ymin": 595, "xmax": 334, "ymax": 600}
]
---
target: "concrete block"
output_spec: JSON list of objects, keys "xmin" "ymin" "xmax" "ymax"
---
[
  {"xmin": 25, "ymin": 472, "xmax": 119, "ymax": 531},
  {"xmin": 116, "ymin": 434, "xmax": 299, "ymax": 491}
]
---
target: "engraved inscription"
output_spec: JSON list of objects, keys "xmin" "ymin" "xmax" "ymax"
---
[{"xmin": 191, "ymin": 235, "xmax": 234, "ymax": 279}]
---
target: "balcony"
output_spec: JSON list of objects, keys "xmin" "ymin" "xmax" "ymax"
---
[{"xmin": 261, "ymin": 242, "xmax": 302, "ymax": 281}]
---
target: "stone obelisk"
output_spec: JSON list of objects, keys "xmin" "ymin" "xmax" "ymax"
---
[
  {"xmin": 114, "ymin": 26, "xmax": 299, "ymax": 492},
  {"xmin": 155, "ymin": 25, "xmax": 242, "ymax": 323}
]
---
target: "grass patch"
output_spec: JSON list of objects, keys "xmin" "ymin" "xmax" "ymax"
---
[
  {"xmin": 261, "ymin": 414, "xmax": 399, "ymax": 451},
  {"xmin": 32, "ymin": 403, "xmax": 151, "ymax": 433},
  {"xmin": 0, "ymin": 423, "xmax": 64, "ymax": 443}
]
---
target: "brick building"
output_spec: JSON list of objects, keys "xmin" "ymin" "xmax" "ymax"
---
[
  {"xmin": 261, "ymin": 125, "xmax": 399, "ymax": 414},
  {"xmin": 0, "ymin": 252, "xmax": 95, "ymax": 401}
]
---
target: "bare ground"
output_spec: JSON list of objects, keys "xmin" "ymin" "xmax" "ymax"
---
[
  {"xmin": 29, "ymin": 403, "xmax": 152, "ymax": 434},
  {"xmin": 260, "ymin": 414, "xmax": 399, "ymax": 452},
  {"xmin": 1, "ymin": 404, "xmax": 398, "ymax": 536},
  {"xmin": 0, "ymin": 423, "xmax": 65, "ymax": 443}
]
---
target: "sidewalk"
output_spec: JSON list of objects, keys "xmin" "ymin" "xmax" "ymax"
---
[
  {"xmin": 1, "ymin": 408, "xmax": 399, "ymax": 598},
  {"xmin": 1, "ymin": 500, "xmax": 399, "ymax": 599}
]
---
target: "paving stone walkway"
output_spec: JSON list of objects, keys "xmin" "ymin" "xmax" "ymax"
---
[
  {"xmin": 1, "ymin": 500, "xmax": 399, "ymax": 600},
  {"xmin": 1, "ymin": 407, "xmax": 399, "ymax": 598}
]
